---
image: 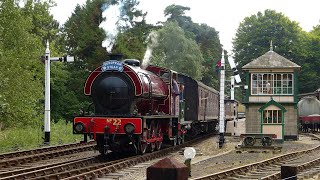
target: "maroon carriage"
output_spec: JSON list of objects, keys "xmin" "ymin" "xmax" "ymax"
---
[{"xmin": 298, "ymin": 96, "xmax": 320, "ymax": 132}]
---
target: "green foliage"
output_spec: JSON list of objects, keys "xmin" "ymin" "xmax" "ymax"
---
[
  {"xmin": 112, "ymin": 0, "xmax": 154, "ymax": 60},
  {"xmin": 233, "ymin": 9, "xmax": 304, "ymax": 68},
  {"xmin": 23, "ymin": 0, "xmax": 59, "ymax": 43},
  {"xmin": 50, "ymin": 63, "xmax": 90, "ymax": 122},
  {"xmin": 0, "ymin": 121, "xmax": 83, "ymax": 153},
  {"xmin": 194, "ymin": 24, "xmax": 222, "ymax": 88},
  {"xmin": 112, "ymin": 29, "xmax": 147, "ymax": 59},
  {"xmin": 118, "ymin": 0, "xmax": 147, "ymax": 30},
  {"xmin": 151, "ymin": 22, "xmax": 204, "ymax": 80},
  {"xmin": 164, "ymin": 4, "xmax": 192, "ymax": 33},
  {"xmin": 0, "ymin": 0, "xmax": 45, "ymax": 128},
  {"xmin": 163, "ymin": 4, "xmax": 222, "ymax": 87},
  {"xmin": 298, "ymin": 31, "xmax": 320, "ymax": 92},
  {"xmin": 63, "ymin": 0, "xmax": 108, "ymax": 69}
]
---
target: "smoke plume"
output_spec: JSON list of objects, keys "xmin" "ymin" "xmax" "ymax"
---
[
  {"xmin": 141, "ymin": 31, "xmax": 159, "ymax": 69},
  {"xmin": 100, "ymin": 2, "xmax": 123, "ymax": 52}
]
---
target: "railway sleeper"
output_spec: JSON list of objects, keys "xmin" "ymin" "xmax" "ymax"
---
[{"xmin": 300, "ymin": 171, "xmax": 320, "ymax": 179}]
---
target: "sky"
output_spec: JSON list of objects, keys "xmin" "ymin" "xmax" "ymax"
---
[{"xmin": 50, "ymin": 0, "xmax": 320, "ymax": 54}]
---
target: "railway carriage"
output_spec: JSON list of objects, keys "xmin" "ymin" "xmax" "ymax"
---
[{"xmin": 298, "ymin": 96, "xmax": 320, "ymax": 132}]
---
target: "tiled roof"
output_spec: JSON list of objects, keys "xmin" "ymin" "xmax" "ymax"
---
[{"xmin": 242, "ymin": 50, "xmax": 300, "ymax": 69}]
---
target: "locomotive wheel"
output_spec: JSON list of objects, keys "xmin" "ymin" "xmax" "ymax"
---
[
  {"xmin": 177, "ymin": 135, "xmax": 182, "ymax": 145},
  {"xmin": 148, "ymin": 143, "xmax": 155, "ymax": 152},
  {"xmin": 139, "ymin": 142, "xmax": 147, "ymax": 154},
  {"xmin": 138, "ymin": 136, "xmax": 147, "ymax": 154},
  {"xmin": 172, "ymin": 136, "xmax": 177, "ymax": 146},
  {"xmin": 243, "ymin": 136, "xmax": 255, "ymax": 146},
  {"xmin": 181, "ymin": 134, "xmax": 185, "ymax": 144},
  {"xmin": 155, "ymin": 123, "xmax": 163, "ymax": 150},
  {"xmin": 155, "ymin": 141, "xmax": 162, "ymax": 150}
]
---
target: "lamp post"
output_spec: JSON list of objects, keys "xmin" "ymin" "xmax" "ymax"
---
[{"xmin": 42, "ymin": 40, "xmax": 74, "ymax": 144}]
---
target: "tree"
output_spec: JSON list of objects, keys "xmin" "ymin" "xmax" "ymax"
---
[
  {"xmin": 112, "ymin": 0, "xmax": 154, "ymax": 60},
  {"xmin": 164, "ymin": 4, "xmax": 192, "ymax": 35},
  {"xmin": 63, "ymin": 0, "xmax": 108, "ymax": 69},
  {"xmin": 22, "ymin": 0, "xmax": 59, "ymax": 44},
  {"xmin": 298, "ymin": 27, "xmax": 320, "ymax": 92},
  {"xmin": 163, "ymin": 5, "xmax": 222, "ymax": 87},
  {"xmin": 0, "ymin": 0, "xmax": 45, "ymax": 128},
  {"xmin": 233, "ymin": 9, "xmax": 304, "ymax": 68},
  {"xmin": 151, "ymin": 22, "xmax": 204, "ymax": 80},
  {"xmin": 194, "ymin": 24, "xmax": 222, "ymax": 88},
  {"xmin": 112, "ymin": 25, "xmax": 152, "ymax": 60}
]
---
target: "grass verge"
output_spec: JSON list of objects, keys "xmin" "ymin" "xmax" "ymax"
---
[{"xmin": 0, "ymin": 121, "xmax": 83, "ymax": 153}]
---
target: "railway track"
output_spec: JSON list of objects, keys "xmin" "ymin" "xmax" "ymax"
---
[
  {"xmin": 0, "ymin": 141, "xmax": 95, "ymax": 168},
  {"xmin": 193, "ymin": 133, "xmax": 320, "ymax": 180},
  {"xmin": 0, "ymin": 133, "xmax": 216, "ymax": 180}
]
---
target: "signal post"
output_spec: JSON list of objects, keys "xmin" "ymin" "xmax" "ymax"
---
[{"xmin": 42, "ymin": 41, "xmax": 74, "ymax": 144}]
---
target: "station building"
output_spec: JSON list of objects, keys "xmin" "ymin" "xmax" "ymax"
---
[{"xmin": 242, "ymin": 47, "xmax": 301, "ymax": 141}]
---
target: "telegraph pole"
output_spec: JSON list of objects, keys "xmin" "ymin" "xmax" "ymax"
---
[
  {"xmin": 42, "ymin": 41, "xmax": 74, "ymax": 145},
  {"xmin": 218, "ymin": 50, "xmax": 225, "ymax": 148}
]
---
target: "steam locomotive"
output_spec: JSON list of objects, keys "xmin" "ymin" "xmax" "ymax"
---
[{"xmin": 73, "ymin": 57, "xmax": 242, "ymax": 155}]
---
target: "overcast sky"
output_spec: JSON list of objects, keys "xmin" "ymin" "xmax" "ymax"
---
[{"xmin": 51, "ymin": 0, "xmax": 320, "ymax": 53}]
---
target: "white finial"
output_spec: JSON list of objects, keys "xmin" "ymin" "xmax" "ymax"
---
[
  {"xmin": 270, "ymin": 40, "xmax": 273, "ymax": 51},
  {"xmin": 45, "ymin": 40, "xmax": 50, "ymax": 54}
]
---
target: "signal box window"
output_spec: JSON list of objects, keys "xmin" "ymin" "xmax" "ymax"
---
[
  {"xmin": 263, "ymin": 110, "xmax": 282, "ymax": 124},
  {"xmin": 251, "ymin": 73, "xmax": 293, "ymax": 95}
]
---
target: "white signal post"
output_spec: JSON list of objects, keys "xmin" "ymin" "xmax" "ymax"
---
[
  {"xmin": 218, "ymin": 50, "xmax": 225, "ymax": 148},
  {"xmin": 44, "ymin": 41, "xmax": 51, "ymax": 144},
  {"xmin": 227, "ymin": 56, "xmax": 242, "ymax": 136},
  {"xmin": 218, "ymin": 53, "xmax": 242, "ymax": 147},
  {"xmin": 43, "ymin": 40, "xmax": 74, "ymax": 144},
  {"xmin": 231, "ymin": 76, "xmax": 237, "ymax": 134}
]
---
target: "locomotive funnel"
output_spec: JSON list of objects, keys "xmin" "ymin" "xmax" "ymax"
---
[
  {"xmin": 123, "ymin": 59, "xmax": 140, "ymax": 66},
  {"xmin": 108, "ymin": 53, "xmax": 123, "ymax": 61}
]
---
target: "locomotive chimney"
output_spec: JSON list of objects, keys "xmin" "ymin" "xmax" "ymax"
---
[{"xmin": 108, "ymin": 53, "xmax": 123, "ymax": 61}]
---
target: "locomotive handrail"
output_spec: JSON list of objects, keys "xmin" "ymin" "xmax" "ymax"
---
[{"xmin": 138, "ymin": 72, "xmax": 153, "ymax": 115}]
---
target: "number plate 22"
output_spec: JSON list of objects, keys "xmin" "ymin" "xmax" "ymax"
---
[{"xmin": 106, "ymin": 118, "xmax": 121, "ymax": 126}]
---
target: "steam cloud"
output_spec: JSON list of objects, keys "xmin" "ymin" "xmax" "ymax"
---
[
  {"xmin": 141, "ymin": 31, "xmax": 159, "ymax": 69},
  {"xmin": 100, "ymin": 3, "xmax": 123, "ymax": 52}
]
